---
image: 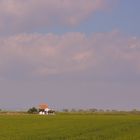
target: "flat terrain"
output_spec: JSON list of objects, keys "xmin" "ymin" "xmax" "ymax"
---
[{"xmin": 0, "ymin": 113, "xmax": 140, "ymax": 140}]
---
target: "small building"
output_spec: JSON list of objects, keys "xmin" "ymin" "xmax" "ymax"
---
[
  {"xmin": 39, "ymin": 103, "xmax": 55, "ymax": 115},
  {"xmin": 39, "ymin": 103, "xmax": 49, "ymax": 115}
]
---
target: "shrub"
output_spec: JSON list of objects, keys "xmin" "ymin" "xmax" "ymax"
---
[{"xmin": 27, "ymin": 107, "xmax": 38, "ymax": 114}]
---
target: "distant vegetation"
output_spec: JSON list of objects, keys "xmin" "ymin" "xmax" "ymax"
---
[
  {"xmin": 0, "ymin": 107, "xmax": 140, "ymax": 115},
  {"xmin": 61, "ymin": 108, "xmax": 140, "ymax": 115},
  {"xmin": 27, "ymin": 107, "xmax": 38, "ymax": 114}
]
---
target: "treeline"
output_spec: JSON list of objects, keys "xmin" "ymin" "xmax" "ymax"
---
[
  {"xmin": 1, "ymin": 107, "xmax": 140, "ymax": 115},
  {"xmin": 61, "ymin": 108, "xmax": 140, "ymax": 114}
]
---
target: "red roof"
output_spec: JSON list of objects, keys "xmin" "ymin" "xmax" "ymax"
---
[{"xmin": 39, "ymin": 104, "xmax": 48, "ymax": 109}]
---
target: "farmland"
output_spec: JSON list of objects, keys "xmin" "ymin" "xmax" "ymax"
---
[{"xmin": 0, "ymin": 113, "xmax": 140, "ymax": 140}]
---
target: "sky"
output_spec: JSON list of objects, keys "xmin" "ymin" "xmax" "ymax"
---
[{"xmin": 0, "ymin": 0, "xmax": 140, "ymax": 111}]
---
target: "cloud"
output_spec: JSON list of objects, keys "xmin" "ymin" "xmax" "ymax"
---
[
  {"xmin": 0, "ymin": 0, "xmax": 109, "ymax": 33},
  {"xmin": 0, "ymin": 32, "xmax": 94, "ymax": 79},
  {"xmin": 0, "ymin": 31, "xmax": 140, "ymax": 81}
]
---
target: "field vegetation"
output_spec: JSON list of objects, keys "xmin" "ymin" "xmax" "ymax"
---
[{"xmin": 0, "ymin": 112, "xmax": 140, "ymax": 140}]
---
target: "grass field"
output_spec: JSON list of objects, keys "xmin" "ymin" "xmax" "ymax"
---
[{"xmin": 0, "ymin": 113, "xmax": 140, "ymax": 140}]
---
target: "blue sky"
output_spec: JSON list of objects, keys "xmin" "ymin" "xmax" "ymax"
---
[
  {"xmin": 0, "ymin": 0, "xmax": 140, "ymax": 110},
  {"xmin": 37, "ymin": 0, "xmax": 140, "ymax": 35}
]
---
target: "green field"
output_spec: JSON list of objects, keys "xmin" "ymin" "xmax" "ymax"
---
[{"xmin": 0, "ymin": 113, "xmax": 140, "ymax": 140}]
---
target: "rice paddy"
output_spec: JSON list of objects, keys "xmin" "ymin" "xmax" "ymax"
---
[{"xmin": 0, "ymin": 113, "xmax": 140, "ymax": 140}]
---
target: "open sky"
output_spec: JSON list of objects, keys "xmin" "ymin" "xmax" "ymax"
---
[{"xmin": 0, "ymin": 0, "xmax": 140, "ymax": 110}]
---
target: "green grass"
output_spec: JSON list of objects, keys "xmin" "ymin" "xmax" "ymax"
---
[{"xmin": 0, "ymin": 113, "xmax": 140, "ymax": 140}]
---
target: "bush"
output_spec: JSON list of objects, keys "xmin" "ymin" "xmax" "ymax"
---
[
  {"xmin": 62, "ymin": 109, "xmax": 69, "ymax": 112},
  {"xmin": 27, "ymin": 107, "xmax": 38, "ymax": 114}
]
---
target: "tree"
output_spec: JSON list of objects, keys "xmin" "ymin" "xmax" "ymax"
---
[
  {"xmin": 63, "ymin": 109, "xmax": 69, "ymax": 112},
  {"xmin": 99, "ymin": 109, "xmax": 104, "ymax": 112},
  {"xmin": 71, "ymin": 108, "xmax": 76, "ymax": 112},
  {"xmin": 88, "ymin": 108, "xmax": 98, "ymax": 112},
  {"xmin": 78, "ymin": 109, "xmax": 85, "ymax": 112},
  {"xmin": 27, "ymin": 107, "xmax": 38, "ymax": 114}
]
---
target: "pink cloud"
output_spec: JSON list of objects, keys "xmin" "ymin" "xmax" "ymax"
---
[
  {"xmin": 0, "ymin": 0, "xmax": 110, "ymax": 31},
  {"xmin": 0, "ymin": 31, "xmax": 140, "ymax": 79},
  {"xmin": 73, "ymin": 51, "xmax": 94, "ymax": 64}
]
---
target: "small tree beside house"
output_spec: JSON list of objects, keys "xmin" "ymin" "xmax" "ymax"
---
[{"xmin": 27, "ymin": 107, "xmax": 38, "ymax": 114}]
